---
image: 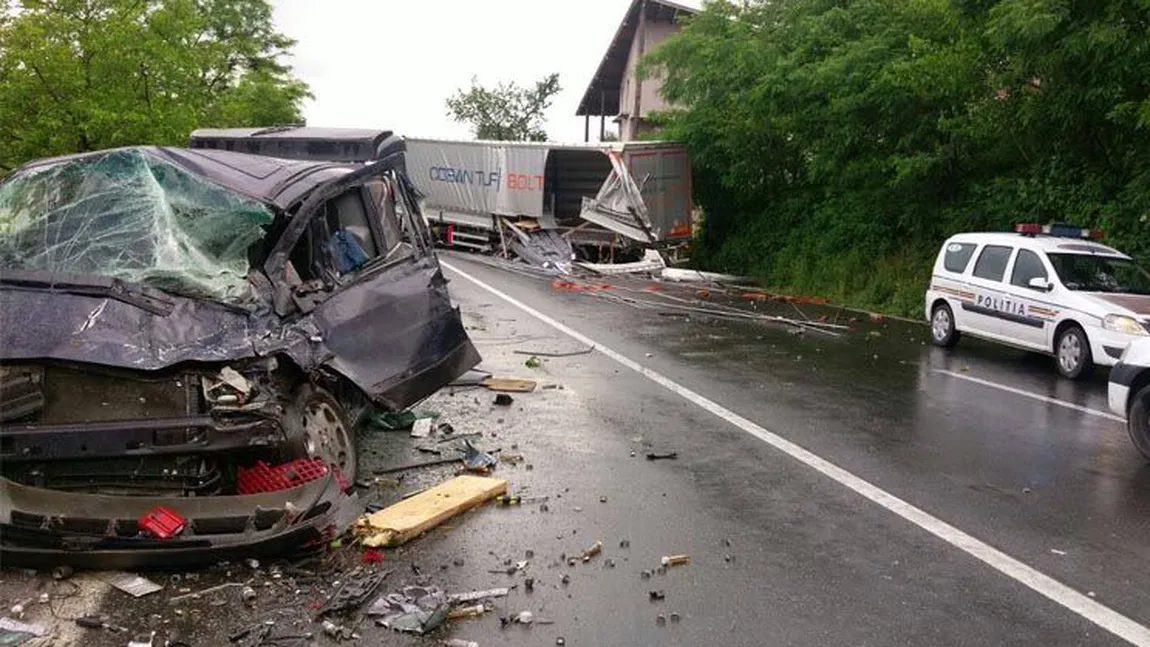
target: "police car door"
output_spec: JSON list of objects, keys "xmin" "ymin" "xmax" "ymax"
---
[
  {"xmin": 963, "ymin": 244, "xmax": 1015, "ymax": 338},
  {"xmin": 998, "ymin": 247, "xmax": 1053, "ymax": 349}
]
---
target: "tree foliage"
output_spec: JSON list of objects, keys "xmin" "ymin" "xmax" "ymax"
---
[
  {"xmin": 0, "ymin": 0, "xmax": 310, "ymax": 172},
  {"xmin": 643, "ymin": 0, "xmax": 1150, "ymax": 315},
  {"xmin": 446, "ymin": 73, "xmax": 561, "ymax": 141}
]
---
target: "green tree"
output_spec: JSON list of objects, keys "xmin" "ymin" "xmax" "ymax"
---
[
  {"xmin": 446, "ymin": 73, "xmax": 561, "ymax": 141},
  {"xmin": 0, "ymin": 0, "xmax": 310, "ymax": 171},
  {"xmin": 643, "ymin": 0, "xmax": 1150, "ymax": 315}
]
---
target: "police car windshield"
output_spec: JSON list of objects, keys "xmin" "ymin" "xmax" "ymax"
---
[{"xmin": 1047, "ymin": 253, "xmax": 1150, "ymax": 294}]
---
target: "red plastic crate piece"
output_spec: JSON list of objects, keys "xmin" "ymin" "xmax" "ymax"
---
[
  {"xmin": 236, "ymin": 458, "xmax": 347, "ymax": 495},
  {"xmin": 138, "ymin": 506, "xmax": 186, "ymax": 539}
]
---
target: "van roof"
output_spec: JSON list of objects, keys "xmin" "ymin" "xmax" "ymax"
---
[{"xmin": 946, "ymin": 232, "xmax": 1129, "ymax": 258}]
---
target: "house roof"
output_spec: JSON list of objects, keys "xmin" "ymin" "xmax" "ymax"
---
[{"xmin": 575, "ymin": 0, "xmax": 698, "ymax": 117}]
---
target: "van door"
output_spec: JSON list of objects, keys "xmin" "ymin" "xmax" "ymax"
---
[
  {"xmin": 997, "ymin": 248, "xmax": 1054, "ymax": 349},
  {"xmin": 963, "ymin": 244, "xmax": 1016, "ymax": 338}
]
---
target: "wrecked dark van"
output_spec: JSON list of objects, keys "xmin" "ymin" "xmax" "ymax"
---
[{"xmin": 0, "ymin": 145, "xmax": 480, "ymax": 568}]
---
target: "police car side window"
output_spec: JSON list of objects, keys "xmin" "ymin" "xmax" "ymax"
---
[
  {"xmin": 972, "ymin": 245, "xmax": 1013, "ymax": 282},
  {"xmin": 943, "ymin": 242, "xmax": 978, "ymax": 273},
  {"xmin": 1009, "ymin": 249, "xmax": 1048, "ymax": 288}
]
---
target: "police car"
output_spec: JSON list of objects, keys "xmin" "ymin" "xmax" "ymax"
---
[
  {"xmin": 926, "ymin": 223, "xmax": 1150, "ymax": 379},
  {"xmin": 1107, "ymin": 340, "xmax": 1150, "ymax": 461}
]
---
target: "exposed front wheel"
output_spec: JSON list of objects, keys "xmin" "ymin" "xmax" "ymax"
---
[
  {"xmin": 285, "ymin": 384, "xmax": 357, "ymax": 481},
  {"xmin": 930, "ymin": 303, "xmax": 960, "ymax": 348},
  {"xmin": 1126, "ymin": 384, "xmax": 1150, "ymax": 462},
  {"xmin": 1055, "ymin": 325, "xmax": 1093, "ymax": 380}
]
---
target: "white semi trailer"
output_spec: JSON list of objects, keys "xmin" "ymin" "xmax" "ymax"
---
[{"xmin": 189, "ymin": 127, "xmax": 693, "ymax": 266}]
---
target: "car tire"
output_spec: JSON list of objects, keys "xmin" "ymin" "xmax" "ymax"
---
[
  {"xmin": 930, "ymin": 303, "xmax": 960, "ymax": 348},
  {"xmin": 285, "ymin": 384, "xmax": 358, "ymax": 481},
  {"xmin": 1055, "ymin": 325, "xmax": 1093, "ymax": 380},
  {"xmin": 1126, "ymin": 384, "xmax": 1150, "ymax": 462}
]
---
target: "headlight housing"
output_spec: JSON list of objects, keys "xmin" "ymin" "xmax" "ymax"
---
[{"xmin": 1103, "ymin": 314, "xmax": 1148, "ymax": 336}]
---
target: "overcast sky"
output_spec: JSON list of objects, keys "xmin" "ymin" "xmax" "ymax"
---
[{"xmin": 270, "ymin": 0, "xmax": 701, "ymax": 143}]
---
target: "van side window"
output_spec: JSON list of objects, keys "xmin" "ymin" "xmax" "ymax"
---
[
  {"xmin": 943, "ymin": 242, "xmax": 978, "ymax": 273},
  {"xmin": 366, "ymin": 180, "xmax": 403, "ymax": 252},
  {"xmin": 972, "ymin": 245, "xmax": 1013, "ymax": 282},
  {"xmin": 1010, "ymin": 249, "xmax": 1048, "ymax": 288},
  {"xmin": 322, "ymin": 188, "xmax": 380, "ymax": 274}
]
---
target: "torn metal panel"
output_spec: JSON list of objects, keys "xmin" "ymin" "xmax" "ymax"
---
[
  {"xmin": 576, "ymin": 249, "xmax": 666, "ymax": 275},
  {"xmin": 578, "ymin": 150, "xmax": 659, "ymax": 244},
  {"xmin": 508, "ymin": 229, "xmax": 576, "ymax": 274}
]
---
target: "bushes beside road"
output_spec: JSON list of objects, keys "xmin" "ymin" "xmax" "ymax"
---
[{"xmin": 644, "ymin": 0, "xmax": 1150, "ymax": 317}]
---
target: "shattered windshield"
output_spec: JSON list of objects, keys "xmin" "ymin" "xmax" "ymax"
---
[{"xmin": 0, "ymin": 149, "xmax": 274, "ymax": 302}]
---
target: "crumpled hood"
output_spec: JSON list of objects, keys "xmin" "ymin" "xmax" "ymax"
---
[
  {"xmin": 1081, "ymin": 293, "xmax": 1150, "ymax": 318},
  {"xmin": 0, "ymin": 287, "xmax": 262, "ymax": 370}
]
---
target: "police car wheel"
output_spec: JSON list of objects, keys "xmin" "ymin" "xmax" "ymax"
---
[
  {"xmin": 1127, "ymin": 385, "xmax": 1150, "ymax": 462},
  {"xmin": 1055, "ymin": 326, "xmax": 1092, "ymax": 380},
  {"xmin": 930, "ymin": 303, "xmax": 959, "ymax": 348}
]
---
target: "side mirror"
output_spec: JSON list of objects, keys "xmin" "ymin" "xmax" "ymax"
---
[{"xmin": 1028, "ymin": 277, "xmax": 1053, "ymax": 292}]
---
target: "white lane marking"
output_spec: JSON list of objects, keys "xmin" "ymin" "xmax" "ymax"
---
[
  {"xmin": 442, "ymin": 260, "xmax": 1150, "ymax": 647},
  {"xmin": 935, "ymin": 370, "xmax": 1124, "ymax": 422}
]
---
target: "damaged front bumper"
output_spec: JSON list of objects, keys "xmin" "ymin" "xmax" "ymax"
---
[{"xmin": 0, "ymin": 474, "xmax": 355, "ymax": 570}]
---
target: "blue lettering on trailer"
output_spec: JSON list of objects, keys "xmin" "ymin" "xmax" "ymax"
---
[{"xmin": 429, "ymin": 167, "xmax": 502, "ymax": 190}]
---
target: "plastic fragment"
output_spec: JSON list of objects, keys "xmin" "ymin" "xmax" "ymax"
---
[{"xmin": 661, "ymin": 554, "xmax": 690, "ymax": 567}]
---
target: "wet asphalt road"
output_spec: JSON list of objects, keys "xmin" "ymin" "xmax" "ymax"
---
[
  {"xmin": 5, "ymin": 250, "xmax": 1150, "ymax": 646},
  {"xmin": 431, "ymin": 252, "xmax": 1150, "ymax": 646}
]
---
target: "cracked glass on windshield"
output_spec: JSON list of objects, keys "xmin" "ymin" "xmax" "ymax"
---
[{"xmin": 0, "ymin": 149, "xmax": 274, "ymax": 302}]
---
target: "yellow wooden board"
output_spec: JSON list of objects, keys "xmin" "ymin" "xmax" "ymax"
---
[
  {"xmin": 357, "ymin": 475, "xmax": 508, "ymax": 547},
  {"xmin": 480, "ymin": 377, "xmax": 537, "ymax": 393}
]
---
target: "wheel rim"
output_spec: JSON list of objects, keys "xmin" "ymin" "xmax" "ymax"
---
[
  {"xmin": 1058, "ymin": 333, "xmax": 1082, "ymax": 373},
  {"xmin": 932, "ymin": 308, "xmax": 951, "ymax": 341},
  {"xmin": 301, "ymin": 400, "xmax": 353, "ymax": 476}
]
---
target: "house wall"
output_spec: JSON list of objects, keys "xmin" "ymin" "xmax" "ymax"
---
[{"xmin": 618, "ymin": 16, "xmax": 682, "ymax": 140}]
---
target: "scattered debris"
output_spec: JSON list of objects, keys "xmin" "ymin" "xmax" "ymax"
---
[
  {"xmin": 411, "ymin": 417, "xmax": 434, "ymax": 438},
  {"xmin": 646, "ymin": 452, "xmax": 679, "ymax": 461},
  {"xmin": 103, "ymin": 572, "xmax": 163, "ymax": 598},
  {"xmin": 363, "ymin": 548, "xmax": 386, "ymax": 564},
  {"xmin": 515, "ymin": 611, "xmax": 534, "ymax": 625},
  {"xmin": 513, "ymin": 347, "xmax": 594, "ymax": 358},
  {"xmin": 463, "ymin": 440, "xmax": 499, "ymax": 473},
  {"xmin": 493, "ymin": 393, "xmax": 515, "ymax": 406},
  {"xmin": 137, "ymin": 506, "xmax": 187, "ymax": 540},
  {"xmin": 168, "ymin": 582, "xmax": 244, "ymax": 604},
  {"xmin": 318, "ymin": 570, "xmax": 392, "ymax": 617},
  {"xmin": 1051, "ymin": 548, "xmax": 1067, "ymax": 556},
  {"xmin": 448, "ymin": 588, "xmax": 510, "ymax": 604},
  {"xmin": 0, "ymin": 618, "xmax": 48, "ymax": 645},
  {"xmin": 241, "ymin": 586, "xmax": 257, "ymax": 605},
  {"xmin": 661, "ymin": 554, "xmax": 690, "ymax": 567},
  {"xmin": 368, "ymin": 586, "xmax": 450, "ymax": 635},
  {"xmin": 582, "ymin": 540, "xmax": 603, "ymax": 562},
  {"xmin": 373, "ymin": 456, "xmax": 466, "ymax": 475},
  {"xmin": 51, "ymin": 565, "xmax": 73, "ymax": 581},
  {"xmin": 656, "ymin": 613, "xmax": 667, "ymax": 626},
  {"xmin": 357, "ymin": 475, "xmax": 508, "ymax": 547},
  {"xmin": 449, "ymin": 369, "xmax": 494, "ymax": 387},
  {"xmin": 481, "ymin": 377, "xmax": 537, "ymax": 393},
  {"xmin": 524, "ymin": 356, "xmax": 543, "ymax": 369},
  {"xmin": 370, "ymin": 409, "xmax": 440, "ymax": 431},
  {"xmin": 670, "ymin": 612, "xmax": 682, "ymax": 623},
  {"xmin": 649, "ymin": 590, "xmax": 666, "ymax": 601}
]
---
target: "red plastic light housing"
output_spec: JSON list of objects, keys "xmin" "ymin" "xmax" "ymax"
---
[
  {"xmin": 236, "ymin": 458, "xmax": 348, "ymax": 494},
  {"xmin": 1015, "ymin": 223, "xmax": 1043, "ymax": 235},
  {"xmin": 138, "ymin": 506, "xmax": 187, "ymax": 539}
]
